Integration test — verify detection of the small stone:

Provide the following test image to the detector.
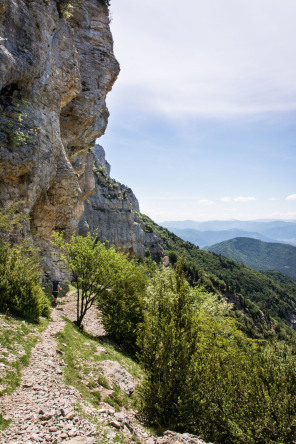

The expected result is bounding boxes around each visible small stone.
[49,426,58,432]
[109,420,121,429]
[65,412,75,420]
[67,429,77,437]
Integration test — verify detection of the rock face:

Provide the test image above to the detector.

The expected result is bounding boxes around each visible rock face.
[0,0,161,278]
[0,0,162,277]
[79,144,163,258]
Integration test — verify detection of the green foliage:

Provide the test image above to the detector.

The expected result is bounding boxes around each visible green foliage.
[138,260,201,427]
[0,414,11,431]
[2,102,39,148]
[206,237,296,280]
[55,0,110,19]
[53,232,147,352]
[98,259,147,356]
[56,319,139,414]
[137,213,296,343]
[137,262,296,443]
[0,204,50,322]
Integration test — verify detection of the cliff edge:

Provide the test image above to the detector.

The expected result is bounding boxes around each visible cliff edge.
[0,0,162,277]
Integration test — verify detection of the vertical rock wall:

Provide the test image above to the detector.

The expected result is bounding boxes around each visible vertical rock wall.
[79,144,163,258]
[0,0,119,278]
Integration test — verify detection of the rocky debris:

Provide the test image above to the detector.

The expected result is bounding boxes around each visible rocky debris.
[60,292,105,337]
[64,438,95,444]
[155,431,208,444]
[98,360,136,396]
[0,308,98,444]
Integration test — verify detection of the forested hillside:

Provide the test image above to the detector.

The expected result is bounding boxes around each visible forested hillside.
[205,237,296,279]
[139,213,296,342]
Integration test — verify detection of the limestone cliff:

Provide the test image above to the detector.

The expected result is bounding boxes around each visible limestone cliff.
[0,0,162,277]
[79,144,163,258]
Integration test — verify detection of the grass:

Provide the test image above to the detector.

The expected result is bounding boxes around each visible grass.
[56,319,144,407]
[0,313,48,431]
[0,413,11,431]
[56,319,146,441]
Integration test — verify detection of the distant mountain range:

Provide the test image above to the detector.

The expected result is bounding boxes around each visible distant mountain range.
[160,220,296,248]
[204,237,296,280]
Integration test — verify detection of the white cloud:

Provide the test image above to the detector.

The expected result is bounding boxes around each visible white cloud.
[269,197,277,201]
[286,194,296,201]
[221,196,232,202]
[272,211,296,218]
[110,0,296,118]
[198,199,215,206]
[233,196,256,203]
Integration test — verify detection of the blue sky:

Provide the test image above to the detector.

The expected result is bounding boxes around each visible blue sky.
[100,0,296,222]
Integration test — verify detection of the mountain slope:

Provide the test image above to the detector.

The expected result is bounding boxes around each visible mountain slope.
[139,213,296,341]
[205,237,296,280]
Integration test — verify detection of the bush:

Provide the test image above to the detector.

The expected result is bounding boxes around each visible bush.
[0,242,50,322]
[53,232,147,351]
[0,204,50,322]
[98,259,147,355]
[137,260,296,443]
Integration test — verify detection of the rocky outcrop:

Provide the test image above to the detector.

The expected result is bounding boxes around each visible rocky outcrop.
[0,0,119,278]
[79,144,163,258]
[0,0,163,276]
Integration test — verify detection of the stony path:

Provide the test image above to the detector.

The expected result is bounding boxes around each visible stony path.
[0,295,207,444]
[0,304,97,444]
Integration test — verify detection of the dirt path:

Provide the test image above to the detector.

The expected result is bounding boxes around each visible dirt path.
[0,297,98,444]
[0,294,206,444]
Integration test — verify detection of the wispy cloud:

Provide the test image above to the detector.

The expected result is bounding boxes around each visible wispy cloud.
[220,196,256,203]
[198,199,215,205]
[233,196,256,202]
[286,194,296,201]
[110,0,296,118]
[272,211,296,218]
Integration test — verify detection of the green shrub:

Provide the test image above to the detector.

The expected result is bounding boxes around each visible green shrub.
[137,260,296,443]
[98,257,147,356]
[0,242,50,322]
[0,204,50,322]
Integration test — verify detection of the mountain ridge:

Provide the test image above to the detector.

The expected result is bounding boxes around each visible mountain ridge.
[205,237,296,280]
[160,220,296,247]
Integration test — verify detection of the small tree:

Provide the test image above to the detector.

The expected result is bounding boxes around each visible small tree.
[53,232,147,337]
[53,232,120,326]
[98,258,147,355]
[138,259,199,427]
